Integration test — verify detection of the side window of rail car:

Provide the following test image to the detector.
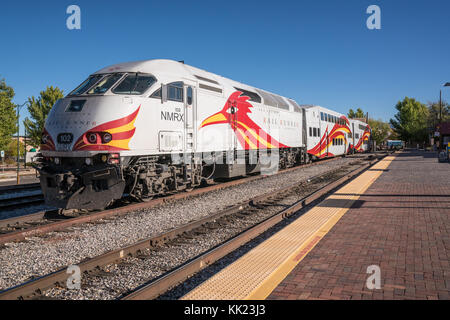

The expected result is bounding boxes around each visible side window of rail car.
[150,88,161,99]
[168,82,184,102]
[187,86,193,105]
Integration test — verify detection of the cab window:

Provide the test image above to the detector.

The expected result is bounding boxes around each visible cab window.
[69,75,103,96]
[187,86,193,105]
[168,82,184,102]
[87,73,124,94]
[150,88,161,98]
[112,73,156,95]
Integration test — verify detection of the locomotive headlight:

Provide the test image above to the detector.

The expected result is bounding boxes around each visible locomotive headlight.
[102,132,112,144]
[85,157,92,165]
[101,155,108,162]
[107,153,120,165]
[42,134,49,144]
[54,157,60,165]
[87,132,97,144]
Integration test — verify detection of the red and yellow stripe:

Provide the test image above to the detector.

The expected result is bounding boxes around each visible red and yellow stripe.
[308,116,351,158]
[72,106,140,151]
[40,128,55,151]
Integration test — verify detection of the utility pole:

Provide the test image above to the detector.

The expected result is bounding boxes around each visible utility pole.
[16,106,20,184]
[16,102,28,184]
[24,127,27,169]
[439,83,450,152]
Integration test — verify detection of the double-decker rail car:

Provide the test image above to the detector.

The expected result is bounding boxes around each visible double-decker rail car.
[350,119,371,152]
[34,59,370,210]
[303,105,353,160]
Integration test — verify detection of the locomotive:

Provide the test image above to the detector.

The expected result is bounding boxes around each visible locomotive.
[34,59,371,210]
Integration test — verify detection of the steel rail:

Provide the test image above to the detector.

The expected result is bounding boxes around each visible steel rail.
[0,183,40,193]
[0,194,44,210]
[0,211,48,230]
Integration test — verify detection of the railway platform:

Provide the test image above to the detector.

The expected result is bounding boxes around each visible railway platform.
[182,150,450,300]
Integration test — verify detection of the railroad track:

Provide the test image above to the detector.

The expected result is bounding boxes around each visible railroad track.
[0,183,44,212]
[0,153,387,300]
[0,194,44,211]
[0,183,40,193]
[0,153,360,243]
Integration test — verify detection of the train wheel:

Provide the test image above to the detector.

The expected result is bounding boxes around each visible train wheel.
[140,195,154,202]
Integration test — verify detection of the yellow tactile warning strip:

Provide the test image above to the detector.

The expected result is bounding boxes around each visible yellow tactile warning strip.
[182,156,396,300]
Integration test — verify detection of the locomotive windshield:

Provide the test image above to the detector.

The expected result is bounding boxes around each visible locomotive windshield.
[86,73,124,94]
[68,74,103,96]
[112,73,156,95]
[68,73,124,96]
[67,72,156,96]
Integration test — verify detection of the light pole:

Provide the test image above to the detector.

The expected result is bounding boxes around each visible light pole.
[440,82,450,121]
[24,126,27,169]
[437,83,450,152]
[16,101,29,184]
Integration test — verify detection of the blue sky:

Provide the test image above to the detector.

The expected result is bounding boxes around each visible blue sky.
[1,0,449,134]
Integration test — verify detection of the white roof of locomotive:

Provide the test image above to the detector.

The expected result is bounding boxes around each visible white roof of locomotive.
[93,59,299,105]
[94,59,221,84]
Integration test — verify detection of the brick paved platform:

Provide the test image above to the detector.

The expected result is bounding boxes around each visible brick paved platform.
[269,150,450,300]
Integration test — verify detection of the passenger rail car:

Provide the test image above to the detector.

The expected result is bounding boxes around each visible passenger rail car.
[303,105,371,160]
[34,59,370,210]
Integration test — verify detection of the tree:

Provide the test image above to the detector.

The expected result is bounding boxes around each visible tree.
[389,97,429,144]
[348,108,365,119]
[0,78,18,152]
[427,101,450,127]
[368,118,391,146]
[6,139,24,158]
[24,86,64,147]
